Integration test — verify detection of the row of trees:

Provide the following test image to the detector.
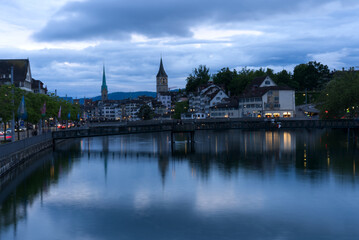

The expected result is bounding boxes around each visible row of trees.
[317,71,359,118]
[185,61,330,95]
[0,85,81,129]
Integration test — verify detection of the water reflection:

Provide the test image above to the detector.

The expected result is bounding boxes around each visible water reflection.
[0,129,358,239]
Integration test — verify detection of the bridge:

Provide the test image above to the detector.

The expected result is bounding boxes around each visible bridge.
[52,118,359,146]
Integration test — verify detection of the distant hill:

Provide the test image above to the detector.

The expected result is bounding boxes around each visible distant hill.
[79,91,156,103]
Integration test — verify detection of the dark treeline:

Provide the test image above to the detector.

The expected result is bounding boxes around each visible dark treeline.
[186,61,330,94]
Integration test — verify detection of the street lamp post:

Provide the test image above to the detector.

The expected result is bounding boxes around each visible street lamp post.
[11,66,15,142]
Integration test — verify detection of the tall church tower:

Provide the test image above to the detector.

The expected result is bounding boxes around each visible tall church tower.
[156,58,168,95]
[101,65,108,102]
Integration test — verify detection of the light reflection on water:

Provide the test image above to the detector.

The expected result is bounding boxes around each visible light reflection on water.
[0,129,359,240]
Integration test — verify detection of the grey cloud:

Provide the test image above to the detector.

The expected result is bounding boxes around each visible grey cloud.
[33,0,333,41]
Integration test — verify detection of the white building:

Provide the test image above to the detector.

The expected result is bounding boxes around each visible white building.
[189,84,228,115]
[210,98,240,118]
[157,93,171,112]
[239,76,295,118]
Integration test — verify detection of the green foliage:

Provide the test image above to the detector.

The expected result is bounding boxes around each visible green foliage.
[295,91,321,105]
[317,71,359,119]
[173,101,189,119]
[185,65,210,92]
[273,70,298,89]
[197,61,329,97]
[137,104,154,120]
[213,67,278,96]
[293,61,330,91]
[0,85,15,122]
[0,85,80,125]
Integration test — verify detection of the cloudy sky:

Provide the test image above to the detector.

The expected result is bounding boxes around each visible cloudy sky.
[1,0,359,97]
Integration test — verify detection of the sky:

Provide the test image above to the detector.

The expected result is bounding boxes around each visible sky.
[1,0,359,97]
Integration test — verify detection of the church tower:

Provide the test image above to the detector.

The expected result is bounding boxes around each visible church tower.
[156,58,168,95]
[101,65,108,102]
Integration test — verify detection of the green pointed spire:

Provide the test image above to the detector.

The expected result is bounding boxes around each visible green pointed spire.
[101,65,107,91]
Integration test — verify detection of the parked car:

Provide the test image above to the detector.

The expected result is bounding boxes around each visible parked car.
[0,134,12,141]
[57,124,66,129]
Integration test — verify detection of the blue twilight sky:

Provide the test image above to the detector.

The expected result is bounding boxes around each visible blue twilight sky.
[1,0,359,97]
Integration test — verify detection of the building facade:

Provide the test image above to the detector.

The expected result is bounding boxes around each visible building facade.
[189,83,228,115]
[0,59,33,91]
[239,76,295,118]
[31,78,47,94]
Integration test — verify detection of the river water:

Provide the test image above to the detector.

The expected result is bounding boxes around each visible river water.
[0,129,359,240]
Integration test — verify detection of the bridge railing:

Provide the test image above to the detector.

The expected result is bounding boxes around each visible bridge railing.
[0,132,52,160]
[52,119,359,140]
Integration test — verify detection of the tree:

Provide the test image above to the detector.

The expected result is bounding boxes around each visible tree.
[185,65,210,92]
[137,104,154,120]
[173,101,189,119]
[293,61,330,91]
[317,71,359,119]
[213,67,232,93]
[228,67,257,95]
[0,85,15,123]
[274,70,298,89]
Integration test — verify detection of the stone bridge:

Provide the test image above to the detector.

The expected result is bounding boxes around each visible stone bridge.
[52,118,359,142]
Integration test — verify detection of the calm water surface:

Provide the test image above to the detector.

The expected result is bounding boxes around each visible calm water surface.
[1,129,359,240]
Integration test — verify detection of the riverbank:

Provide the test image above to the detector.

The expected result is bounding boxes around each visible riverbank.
[0,133,53,177]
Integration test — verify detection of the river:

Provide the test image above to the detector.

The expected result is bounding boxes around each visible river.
[0,129,359,239]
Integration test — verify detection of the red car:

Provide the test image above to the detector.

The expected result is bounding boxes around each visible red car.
[57,124,66,129]
[0,133,12,141]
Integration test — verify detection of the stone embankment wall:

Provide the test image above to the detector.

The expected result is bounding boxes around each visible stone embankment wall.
[0,132,53,177]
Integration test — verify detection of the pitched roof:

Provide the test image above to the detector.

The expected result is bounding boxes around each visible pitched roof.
[207,89,221,100]
[244,76,268,92]
[156,58,168,78]
[241,86,293,98]
[0,59,29,83]
[211,97,239,109]
[241,75,293,98]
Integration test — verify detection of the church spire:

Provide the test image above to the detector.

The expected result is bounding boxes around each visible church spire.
[101,65,108,101]
[101,65,107,91]
[156,58,169,95]
[156,58,168,78]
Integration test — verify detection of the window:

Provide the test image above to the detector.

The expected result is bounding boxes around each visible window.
[265,80,270,85]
